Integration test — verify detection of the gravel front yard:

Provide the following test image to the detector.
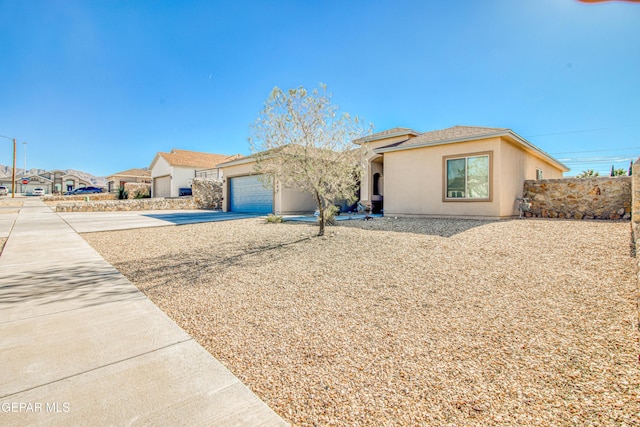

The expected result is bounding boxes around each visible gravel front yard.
[84,217,639,426]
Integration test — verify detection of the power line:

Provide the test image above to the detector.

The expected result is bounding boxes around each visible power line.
[550,146,640,155]
[559,155,635,162]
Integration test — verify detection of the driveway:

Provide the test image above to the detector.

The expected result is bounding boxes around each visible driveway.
[58,210,262,232]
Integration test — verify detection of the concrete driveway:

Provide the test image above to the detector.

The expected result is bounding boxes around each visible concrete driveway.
[58,210,262,233]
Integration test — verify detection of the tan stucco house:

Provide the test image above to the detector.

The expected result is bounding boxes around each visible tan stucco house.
[216,155,316,214]
[356,125,569,218]
[106,168,151,193]
[150,149,237,198]
[216,125,568,218]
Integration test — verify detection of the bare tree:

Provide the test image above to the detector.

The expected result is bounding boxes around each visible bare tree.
[249,85,372,236]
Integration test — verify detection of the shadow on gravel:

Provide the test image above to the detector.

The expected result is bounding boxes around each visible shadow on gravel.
[122,236,313,293]
[332,217,500,238]
[0,264,143,321]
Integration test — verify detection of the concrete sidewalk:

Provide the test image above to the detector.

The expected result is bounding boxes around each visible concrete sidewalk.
[0,199,287,426]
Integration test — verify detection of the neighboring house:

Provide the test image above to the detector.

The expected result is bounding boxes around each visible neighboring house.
[0,171,93,194]
[149,149,237,198]
[16,173,53,194]
[355,125,569,218]
[44,171,93,194]
[106,168,151,192]
[216,155,316,215]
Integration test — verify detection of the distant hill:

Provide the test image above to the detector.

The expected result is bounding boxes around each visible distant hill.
[0,165,107,187]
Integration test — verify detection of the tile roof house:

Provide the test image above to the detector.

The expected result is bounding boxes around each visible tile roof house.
[356,125,569,218]
[149,149,238,198]
[106,168,151,193]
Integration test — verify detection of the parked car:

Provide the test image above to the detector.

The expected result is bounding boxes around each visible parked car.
[0,185,7,196]
[66,187,104,195]
[32,187,45,196]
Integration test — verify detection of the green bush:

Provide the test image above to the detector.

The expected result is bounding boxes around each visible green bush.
[265,214,283,223]
[117,187,129,200]
[322,205,340,226]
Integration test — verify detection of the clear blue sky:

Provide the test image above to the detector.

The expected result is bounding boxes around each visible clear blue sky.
[1,0,638,177]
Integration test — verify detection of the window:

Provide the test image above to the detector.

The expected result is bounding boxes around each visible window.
[536,169,543,180]
[444,153,491,200]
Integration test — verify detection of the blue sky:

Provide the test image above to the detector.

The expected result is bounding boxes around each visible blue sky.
[1,0,638,177]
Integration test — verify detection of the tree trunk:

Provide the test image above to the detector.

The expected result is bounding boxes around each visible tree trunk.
[315,191,325,236]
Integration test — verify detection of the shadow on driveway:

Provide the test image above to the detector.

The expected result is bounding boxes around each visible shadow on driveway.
[141,211,262,225]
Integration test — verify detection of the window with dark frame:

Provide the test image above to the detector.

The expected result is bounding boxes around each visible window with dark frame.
[445,154,490,200]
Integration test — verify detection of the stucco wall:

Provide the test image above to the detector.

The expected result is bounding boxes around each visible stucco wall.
[171,166,196,197]
[523,176,631,220]
[383,138,503,217]
[277,187,316,215]
[151,157,171,178]
[498,139,564,217]
[366,136,566,218]
[360,135,411,204]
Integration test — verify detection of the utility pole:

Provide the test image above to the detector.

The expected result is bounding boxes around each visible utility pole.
[11,138,16,198]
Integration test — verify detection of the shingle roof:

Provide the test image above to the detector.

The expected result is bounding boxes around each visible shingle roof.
[354,127,420,143]
[372,125,569,172]
[109,168,151,178]
[158,149,233,168]
[395,125,507,149]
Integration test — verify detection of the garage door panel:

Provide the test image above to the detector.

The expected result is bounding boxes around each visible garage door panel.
[229,175,273,213]
[154,176,171,198]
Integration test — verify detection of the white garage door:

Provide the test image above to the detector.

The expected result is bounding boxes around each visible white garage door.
[229,175,273,213]
[154,176,171,198]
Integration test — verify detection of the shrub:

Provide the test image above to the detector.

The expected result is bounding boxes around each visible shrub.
[265,214,283,223]
[322,205,340,226]
[131,187,151,199]
[117,187,129,200]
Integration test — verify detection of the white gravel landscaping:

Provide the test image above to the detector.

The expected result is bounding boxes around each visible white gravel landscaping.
[84,217,639,426]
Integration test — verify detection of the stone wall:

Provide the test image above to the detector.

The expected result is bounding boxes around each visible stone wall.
[632,158,640,238]
[45,193,117,202]
[631,159,640,330]
[523,177,631,220]
[55,197,197,212]
[123,182,151,199]
[192,177,223,210]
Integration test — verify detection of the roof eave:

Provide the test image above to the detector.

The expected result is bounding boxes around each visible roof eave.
[375,130,569,172]
[504,130,570,172]
[216,156,257,168]
[374,132,506,153]
[354,130,419,144]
